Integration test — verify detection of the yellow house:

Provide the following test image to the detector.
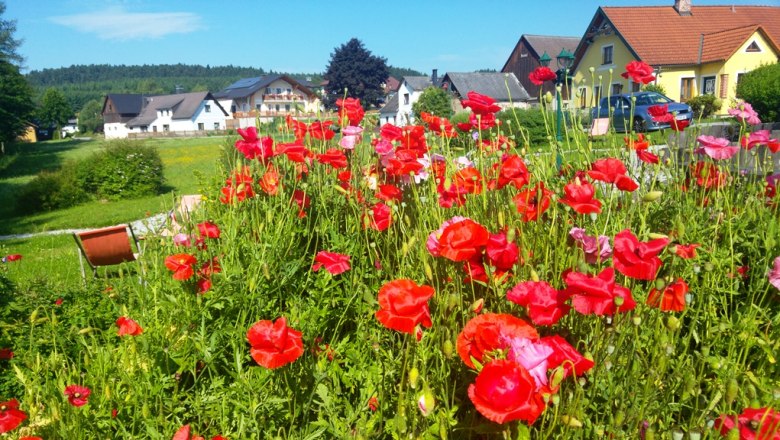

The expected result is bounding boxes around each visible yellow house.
[570,0,780,114]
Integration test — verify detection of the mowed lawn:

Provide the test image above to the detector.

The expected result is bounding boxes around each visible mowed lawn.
[0,136,229,287]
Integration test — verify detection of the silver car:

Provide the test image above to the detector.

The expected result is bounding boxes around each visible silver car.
[591,92,693,133]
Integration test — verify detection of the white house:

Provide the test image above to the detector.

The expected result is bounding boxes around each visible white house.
[214,74,321,129]
[102,92,228,139]
[379,72,439,126]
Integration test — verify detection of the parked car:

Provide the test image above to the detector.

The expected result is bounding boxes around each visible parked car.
[591,92,693,133]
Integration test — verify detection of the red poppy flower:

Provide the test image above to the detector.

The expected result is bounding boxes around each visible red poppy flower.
[613,229,668,280]
[336,97,365,126]
[375,279,435,334]
[0,399,27,434]
[165,254,198,281]
[507,281,571,326]
[674,243,699,259]
[715,407,780,440]
[528,66,557,86]
[4,254,21,262]
[621,61,655,84]
[116,316,143,336]
[469,112,498,130]
[689,161,728,189]
[363,202,392,231]
[384,150,425,177]
[246,317,304,369]
[456,313,538,369]
[258,164,282,195]
[461,91,501,115]
[513,183,553,222]
[275,141,310,163]
[0,348,12,360]
[624,133,659,165]
[367,396,379,412]
[669,118,690,131]
[437,218,489,262]
[463,257,489,284]
[286,115,308,140]
[564,267,636,315]
[197,221,221,239]
[486,231,520,270]
[494,154,530,190]
[467,359,546,424]
[291,190,310,218]
[559,177,602,214]
[646,278,688,312]
[235,127,275,163]
[587,158,638,192]
[316,148,348,169]
[20,437,43,440]
[311,251,351,275]
[64,384,91,407]
[539,335,595,379]
[451,167,484,195]
[308,120,335,141]
[420,112,457,138]
[375,184,403,202]
[380,123,403,142]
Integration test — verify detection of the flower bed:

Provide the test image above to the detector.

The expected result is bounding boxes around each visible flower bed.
[1,72,779,439]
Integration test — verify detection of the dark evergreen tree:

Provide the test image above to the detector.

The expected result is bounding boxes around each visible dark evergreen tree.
[0,1,22,65]
[324,38,389,109]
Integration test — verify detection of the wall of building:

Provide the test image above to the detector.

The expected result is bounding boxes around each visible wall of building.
[572,33,637,108]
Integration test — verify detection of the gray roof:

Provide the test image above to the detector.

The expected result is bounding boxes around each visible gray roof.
[522,35,580,60]
[379,93,400,115]
[404,76,433,91]
[214,74,315,99]
[126,92,226,127]
[442,72,530,102]
[104,94,145,114]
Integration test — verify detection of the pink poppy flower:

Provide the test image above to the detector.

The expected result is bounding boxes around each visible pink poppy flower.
[427,216,468,257]
[64,385,91,407]
[695,135,739,160]
[741,130,779,151]
[728,101,761,125]
[569,227,612,264]
[769,256,780,291]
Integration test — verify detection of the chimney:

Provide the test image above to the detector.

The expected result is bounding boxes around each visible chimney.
[674,0,692,16]
[431,69,438,86]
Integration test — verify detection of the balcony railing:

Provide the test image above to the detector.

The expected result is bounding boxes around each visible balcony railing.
[263,93,303,101]
[231,110,316,119]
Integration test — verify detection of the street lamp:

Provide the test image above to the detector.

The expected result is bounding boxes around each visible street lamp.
[540,48,575,168]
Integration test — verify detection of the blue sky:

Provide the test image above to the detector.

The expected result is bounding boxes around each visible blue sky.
[7,0,776,74]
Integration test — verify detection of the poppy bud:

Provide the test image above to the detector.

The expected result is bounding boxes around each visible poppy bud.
[725,378,739,405]
[561,415,582,428]
[643,191,663,202]
[417,386,435,417]
[704,263,713,272]
[408,367,419,389]
[613,296,624,306]
[726,428,740,440]
[654,279,666,290]
[632,316,642,325]
[498,211,505,228]
[745,383,757,400]
[550,367,566,389]
[447,294,458,310]
[506,227,516,243]
[333,185,349,195]
[471,299,484,314]
[645,426,656,440]
[418,261,431,281]
[672,429,684,440]
[648,232,668,240]
[614,410,625,426]
[530,269,540,282]
[442,340,453,359]
[545,92,554,104]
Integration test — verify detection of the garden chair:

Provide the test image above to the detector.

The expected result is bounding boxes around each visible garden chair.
[73,224,144,285]
[588,118,610,141]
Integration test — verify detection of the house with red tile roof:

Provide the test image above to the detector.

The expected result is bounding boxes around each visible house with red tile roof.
[570,0,780,114]
[501,34,581,101]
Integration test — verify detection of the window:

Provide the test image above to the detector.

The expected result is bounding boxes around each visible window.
[163,124,170,132]
[198,122,205,131]
[276,88,282,94]
[286,88,291,94]
[602,45,613,65]
[579,87,588,108]
[266,87,271,94]
[403,93,410,105]
[611,83,623,95]
[153,126,158,132]
[275,104,280,112]
[231,105,237,113]
[745,41,761,52]
[631,81,641,93]
[680,78,694,102]
[702,76,716,95]
[593,86,601,105]
[214,122,220,130]
[256,104,262,111]
[141,126,148,133]
[205,104,211,113]
[285,104,291,112]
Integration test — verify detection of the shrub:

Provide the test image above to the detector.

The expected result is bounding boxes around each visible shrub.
[687,94,722,119]
[412,86,453,120]
[736,62,780,122]
[495,107,550,147]
[16,160,88,213]
[642,83,668,96]
[78,141,164,200]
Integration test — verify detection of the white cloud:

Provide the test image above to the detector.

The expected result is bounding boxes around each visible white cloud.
[49,6,204,41]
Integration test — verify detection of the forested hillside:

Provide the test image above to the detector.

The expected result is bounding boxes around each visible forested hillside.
[24,64,423,111]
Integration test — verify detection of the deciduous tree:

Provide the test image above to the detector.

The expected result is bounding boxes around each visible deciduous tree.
[413,86,453,120]
[77,99,103,133]
[324,38,389,109]
[37,88,73,135]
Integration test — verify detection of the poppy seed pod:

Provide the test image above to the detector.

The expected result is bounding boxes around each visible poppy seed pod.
[408,367,419,389]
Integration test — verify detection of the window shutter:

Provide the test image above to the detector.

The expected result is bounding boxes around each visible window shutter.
[719,74,729,99]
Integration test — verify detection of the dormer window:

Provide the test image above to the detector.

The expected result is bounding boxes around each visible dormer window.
[205,104,211,113]
[745,41,761,52]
